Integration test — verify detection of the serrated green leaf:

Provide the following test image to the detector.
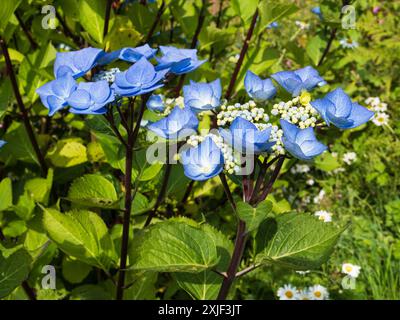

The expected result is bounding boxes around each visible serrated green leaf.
[256,212,345,270]
[0,249,31,298]
[129,220,219,273]
[42,208,117,270]
[0,0,22,33]
[79,0,110,44]
[62,256,92,284]
[24,168,53,205]
[257,1,298,35]
[237,200,273,232]
[67,174,119,209]
[47,139,88,168]
[175,223,233,300]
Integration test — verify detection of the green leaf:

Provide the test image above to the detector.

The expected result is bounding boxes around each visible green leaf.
[175,223,233,300]
[129,220,219,273]
[62,256,92,284]
[314,152,341,172]
[67,174,119,209]
[24,168,53,205]
[0,79,12,121]
[70,285,112,300]
[237,200,273,232]
[0,178,12,211]
[257,1,298,35]
[256,212,345,270]
[78,0,110,44]
[47,138,88,168]
[0,249,31,298]
[306,35,327,66]
[0,0,21,33]
[124,271,157,300]
[42,208,117,270]
[231,0,259,27]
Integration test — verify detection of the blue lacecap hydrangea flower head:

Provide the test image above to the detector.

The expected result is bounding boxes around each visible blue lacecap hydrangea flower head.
[183,79,221,112]
[66,80,115,115]
[180,136,224,181]
[54,47,105,79]
[280,119,327,160]
[244,71,276,102]
[36,74,77,116]
[156,46,206,75]
[111,57,169,97]
[146,94,165,112]
[271,66,326,96]
[97,44,157,65]
[220,117,275,154]
[311,88,374,129]
[147,106,199,140]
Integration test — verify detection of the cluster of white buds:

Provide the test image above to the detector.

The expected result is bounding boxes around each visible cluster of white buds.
[163,96,185,115]
[186,133,242,174]
[92,68,121,84]
[57,43,72,51]
[270,92,319,129]
[267,124,285,156]
[295,20,310,30]
[217,100,269,126]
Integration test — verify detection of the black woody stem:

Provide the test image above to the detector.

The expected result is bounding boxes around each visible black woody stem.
[217,219,247,300]
[174,0,207,96]
[225,8,258,100]
[103,0,113,39]
[256,155,285,205]
[219,173,236,213]
[0,36,48,177]
[15,12,38,50]
[145,0,166,43]
[115,95,148,300]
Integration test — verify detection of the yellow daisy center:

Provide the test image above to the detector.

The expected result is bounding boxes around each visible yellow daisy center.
[285,291,293,298]
[314,291,322,298]
[345,265,353,272]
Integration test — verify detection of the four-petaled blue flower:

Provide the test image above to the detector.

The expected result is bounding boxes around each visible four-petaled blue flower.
[97,44,157,65]
[311,88,374,129]
[244,71,276,102]
[156,46,206,75]
[146,94,165,112]
[181,136,224,181]
[183,79,221,112]
[311,7,323,20]
[0,140,6,149]
[271,66,327,96]
[66,80,115,115]
[220,117,275,154]
[267,22,279,29]
[54,47,105,79]
[147,106,199,140]
[111,57,169,97]
[280,119,327,160]
[36,74,77,116]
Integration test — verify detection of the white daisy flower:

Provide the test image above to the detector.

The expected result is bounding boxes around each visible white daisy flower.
[296,270,310,275]
[308,284,329,300]
[306,178,315,186]
[314,210,332,222]
[277,284,299,300]
[372,112,389,126]
[340,38,359,49]
[343,152,357,165]
[341,263,361,278]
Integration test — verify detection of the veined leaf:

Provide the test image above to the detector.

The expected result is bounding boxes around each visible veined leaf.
[0,0,21,33]
[0,178,12,211]
[0,249,31,299]
[129,220,219,273]
[237,200,273,232]
[67,174,119,209]
[42,208,117,270]
[79,0,111,44]
[256,212,346,270]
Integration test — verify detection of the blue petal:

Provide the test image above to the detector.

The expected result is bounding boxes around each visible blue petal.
[271,70,301,95]
[295,127,316,145]
[66,89,92,110]
[147,94,165,112]
[347,103,375,128]
[310,98,331,124]
[126,57,156,85]
[300,140,327,157]
[47,96,67,116]
[280,119,299,142]
[0,140,6,149]
[325,88,352,117]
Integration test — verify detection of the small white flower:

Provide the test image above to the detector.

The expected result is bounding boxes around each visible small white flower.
[308,284,329,300]
[372,112,389,126]
[314,210,332,222]
[341,263,361,278]
[313,189,325,204]
[306,179,315,186]
[277,284,299,300]
[340,38,359,49]
[343,152,357,165]
[296,270,310,275]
